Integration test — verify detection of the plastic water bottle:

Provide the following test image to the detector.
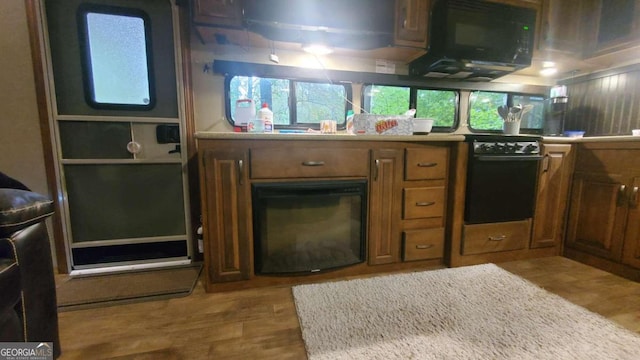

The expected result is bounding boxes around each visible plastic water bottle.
[346,110,355,135]
[258,103,274,133]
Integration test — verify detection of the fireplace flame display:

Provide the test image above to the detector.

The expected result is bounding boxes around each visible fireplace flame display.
[252,180,367,275]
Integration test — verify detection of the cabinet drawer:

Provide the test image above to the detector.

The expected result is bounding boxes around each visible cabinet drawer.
[403,228,444,261]
[405,147,448,180]
[250,148,369,179]
[462,220,531,255]
[403,186,445,219]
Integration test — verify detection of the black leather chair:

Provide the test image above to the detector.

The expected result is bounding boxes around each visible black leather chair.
[0,187,61,358]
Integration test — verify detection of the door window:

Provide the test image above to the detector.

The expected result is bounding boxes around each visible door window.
[77,5,155,109]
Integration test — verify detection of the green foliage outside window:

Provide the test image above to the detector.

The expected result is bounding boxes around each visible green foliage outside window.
[469,91,545,131]
[295,82,346,124]
[227,75,543,132]
[229,76,290,125]
[416,90,457,127]
[366,85,410,115]
[363,85,457,129]
[228,76,348,126]
[469,91,507,130]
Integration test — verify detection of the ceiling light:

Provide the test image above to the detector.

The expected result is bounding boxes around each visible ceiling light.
[302,43,333,55]
[542,61,556,68]
[540,67,558,77]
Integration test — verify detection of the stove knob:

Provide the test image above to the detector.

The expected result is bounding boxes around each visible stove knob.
[478,143,490,153]
[523,144,538,153]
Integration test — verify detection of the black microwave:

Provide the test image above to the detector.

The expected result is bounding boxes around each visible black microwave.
[409,0,536,80]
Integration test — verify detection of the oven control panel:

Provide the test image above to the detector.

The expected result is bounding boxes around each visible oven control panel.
[473,140,540,155]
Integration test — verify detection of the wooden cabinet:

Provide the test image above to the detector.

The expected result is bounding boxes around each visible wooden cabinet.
[368,145,449,265]
[200,146,251,286]
[565,143,640,280]
[368,149,403,265]
[403,187,445,219]
[394,0,429,48]
[531,144,574,249]
[198,139,451,291]
[401,146,448,262]
[565,172,627,261]
[462,220,530,255]
[251,147,369,179]
[622,177,640,268]
[582,0,640,57]
[538,0,584,54]
[191,0,243,28]
[403,228,444,261]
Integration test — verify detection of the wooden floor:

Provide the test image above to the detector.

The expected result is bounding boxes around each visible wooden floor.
[56,256,640,359]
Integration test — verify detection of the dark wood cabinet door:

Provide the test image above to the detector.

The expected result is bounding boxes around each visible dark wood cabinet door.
[565,172,627,261]
[623,177,640,269]
[202,147,251,283]
[192,0,243,28]
[368,149,403,265]
[539,0,584,53]
[394,0,429,47]
[531,144,573,249]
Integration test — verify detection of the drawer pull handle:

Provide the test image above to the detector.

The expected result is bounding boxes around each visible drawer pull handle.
[488,235,506,241]
[618,185,627,206]
[417,162,438,168]
[238,159,244,185]
[631,186,639,207]
[542,154,550,172]
[302,161,325,166]
[415,201,436,207]
[374,159,380,181]
[415,244,434,250]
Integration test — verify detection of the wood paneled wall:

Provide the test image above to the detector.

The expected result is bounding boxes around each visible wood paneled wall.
[566,67,640,136]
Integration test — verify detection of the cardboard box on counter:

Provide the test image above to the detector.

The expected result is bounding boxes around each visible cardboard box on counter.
[353,114,414,135]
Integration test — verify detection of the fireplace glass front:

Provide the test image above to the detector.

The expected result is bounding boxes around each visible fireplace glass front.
[252,180,367,275]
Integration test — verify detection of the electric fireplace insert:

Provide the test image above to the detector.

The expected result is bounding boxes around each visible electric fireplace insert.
[252,180,367,275]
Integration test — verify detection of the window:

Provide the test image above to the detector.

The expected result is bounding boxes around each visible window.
[227,76,351,129]
[363,85,410,115]
[415,89,458,128]
[362,85,457,131]
[469,91,544,132]
[77,5,155,109]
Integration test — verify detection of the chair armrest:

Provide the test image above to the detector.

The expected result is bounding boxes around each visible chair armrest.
[0,189,53,237]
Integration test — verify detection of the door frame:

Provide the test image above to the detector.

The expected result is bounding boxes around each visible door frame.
[25,0,198,273]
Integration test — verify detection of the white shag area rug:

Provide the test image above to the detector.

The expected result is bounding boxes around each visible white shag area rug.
[292,263,640,360]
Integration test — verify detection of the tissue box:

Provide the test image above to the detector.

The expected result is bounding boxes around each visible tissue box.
[353,114,414,135]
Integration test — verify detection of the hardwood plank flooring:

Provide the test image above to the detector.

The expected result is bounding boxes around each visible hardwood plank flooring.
[55,256,640,359]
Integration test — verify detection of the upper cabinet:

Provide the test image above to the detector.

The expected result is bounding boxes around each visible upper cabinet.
[394,0,429,48]
[583,0,640,57]
[191,0,243,28]
[191,0,425,57]
[538,0,585,54]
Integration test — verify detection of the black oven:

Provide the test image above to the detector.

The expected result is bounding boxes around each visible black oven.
[464,135,542,224]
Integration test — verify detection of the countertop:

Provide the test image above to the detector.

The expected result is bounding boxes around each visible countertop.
[195,131,640,143]
[195,131,466,142]
[542,135,640,143]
